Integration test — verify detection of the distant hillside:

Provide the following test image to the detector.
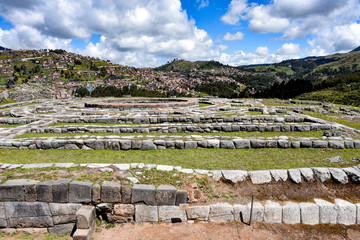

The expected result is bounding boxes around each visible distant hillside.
[0,46,11,51]
[242,46,360,82]
[154,59,230,72]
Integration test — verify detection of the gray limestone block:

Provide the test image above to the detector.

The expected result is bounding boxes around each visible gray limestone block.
[221,170,248,183]
[153,140,165,146]
[233,139,250,149]
[119,140,131,150]
[354,140,360,149]
[209,203,234,222]
[48,223,75,234]
[0,203,7,228]
[158,206,187,223]
[91,184,101,204]
[175,140,185,149]
[288,169,301,184]
[328,141,345,149]
[277,140,290,148]
[141,140,156,150]
[334,199,356,225]
[249,170,272,184]
[37,180,55,202]
[250,140,266,148]
[312,167,331,182]
[291,141,301,148]
[300,141,312,148]
[49,203,82,225]
[69,181,92,204]
[312,140,328,148]
[76,206,96,229]
[299,168,314,181]
[101,181,121,203]
[135,205,158,223]
[156,185,176,206]
[300,202,319,225]
[186,205,210,221]
[114,204,135,216]
[184,141,197,149]
[165,140,175,149]
[131,184,156,205]
[4,202,54,228]
[282,202,300,224]
[270,169,288,182]
[0,179,38,202]
[175,190,188,205]
[131,140,142,149]
[121,185,132,204]
[207,139,220,148]
[344,141,354,148]
[329,168,348,184]
[52,179,71,203]
[342,167,360,183]
[220,140,235,149]
[233,204,246,221]
[264,201,282,223]
[241,202,264,223]
[314,199,337,224]
[197,140,208,148]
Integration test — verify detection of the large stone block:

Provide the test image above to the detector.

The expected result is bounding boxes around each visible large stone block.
[334,199,356,225]
[156,185,176,206]
[329,168,348,184]
[288,169,301,184]
[299,202,319,225]
[312,167,331,182]
[249,170,272,184]
[299,168,314,181]
[250,140,266,148]
[91,184,101,204]
[37,180,55,202]
[52,179,71,203]
[328,141,345,149]
[186,205,210,221]
[76,206,96,229]
[238,202,264,223]
[222,170,248,183]
[114,204,135,216]
[141,140,156,150]
[101,181,121,203]
[314,199,337,224]
[121,185,132,204]
[207,139,220,148]
[209,203,234,222]
[69,181,92,204]
[131,184,156,205]
[233,139,250,149]
[158,206,187,223]
[270,169,288,182]
[0,179,38,202]
[342,167,360,183]
[135,205,158,223]
[312,140,328,148]
[264,201,282,223]
[175,190,188,205]
[48,223,75,234]
[49,203,82,225]
[4,202,54,228]
[72,221,95,240]
[220,140,235,149]
[282,202,300,224]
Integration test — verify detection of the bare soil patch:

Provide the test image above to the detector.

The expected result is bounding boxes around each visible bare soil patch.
[93,222,360,240]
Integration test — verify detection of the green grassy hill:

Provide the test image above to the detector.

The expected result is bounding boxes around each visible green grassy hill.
[153,59,230,72]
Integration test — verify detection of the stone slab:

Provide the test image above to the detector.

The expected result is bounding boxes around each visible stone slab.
[248,170,272,184]
[186,205,210,221]
[101,181,121,203]
[209,203,234,222]
[334,199,356,225]
[155,185,176,206]
[158,206,187,223]
[270,169,288,182]
[282,202,300,224]
[131,184,156,205]
[300,202,319,225]
[314,199,337,224]
[221,170,248,183]
[69,181,92,204]
[76,206,96,229]
[135,205,158,223]
[264,201,282,223]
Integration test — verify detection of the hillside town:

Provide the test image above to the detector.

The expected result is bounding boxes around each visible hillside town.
[0,49,246,99]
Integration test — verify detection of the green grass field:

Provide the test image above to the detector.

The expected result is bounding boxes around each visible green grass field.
[0,148,358,170]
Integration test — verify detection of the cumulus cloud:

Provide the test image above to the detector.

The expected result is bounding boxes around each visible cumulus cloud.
[223,32,244,41]
[221,0,360,55]
[0,0,221,67]
[197,0,209,9]
[276,43,300,55]
[255,46,269,56]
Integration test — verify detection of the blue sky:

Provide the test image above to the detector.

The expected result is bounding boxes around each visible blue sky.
[0,0,359,67]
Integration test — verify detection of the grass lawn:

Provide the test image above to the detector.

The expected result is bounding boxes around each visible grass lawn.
[15,130,326,139]
[199,103,213,108]
[0,148,359,170]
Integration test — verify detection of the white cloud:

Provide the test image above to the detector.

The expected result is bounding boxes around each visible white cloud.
[197,0,209,9]
[276,43,300,55]
[255,46,269,56]
[223,32,244,41]
[221,0,248,25]
[0,0,223,67]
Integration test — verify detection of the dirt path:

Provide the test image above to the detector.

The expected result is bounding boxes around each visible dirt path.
[93,222,360,240]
